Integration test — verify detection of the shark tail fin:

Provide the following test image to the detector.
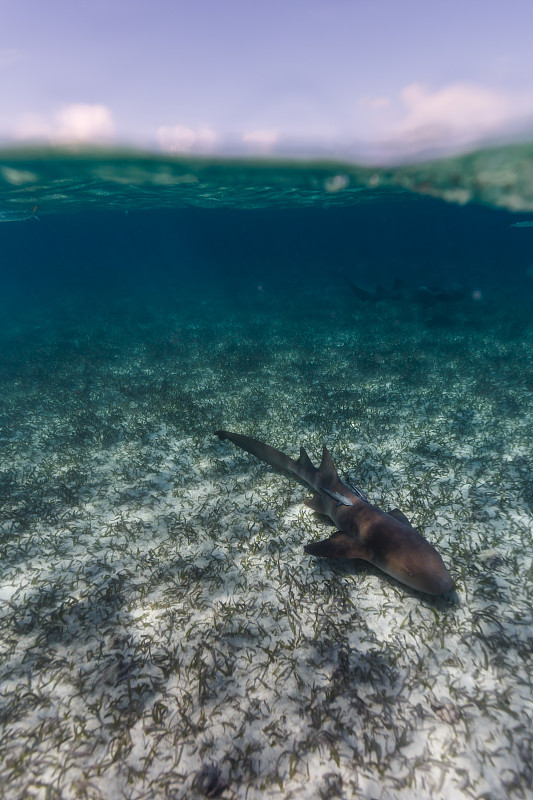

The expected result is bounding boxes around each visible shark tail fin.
[215,431,318,487]
[344,275,374,301]
[215,430,296,472]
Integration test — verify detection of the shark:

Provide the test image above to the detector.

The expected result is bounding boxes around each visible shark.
[0,206,39,223]
[345,275,465,305]
[215,430,454,595]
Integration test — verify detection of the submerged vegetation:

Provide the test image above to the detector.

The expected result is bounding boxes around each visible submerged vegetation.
[0,280,532,800]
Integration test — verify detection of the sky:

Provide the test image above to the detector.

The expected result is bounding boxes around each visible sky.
[2,0,533,160]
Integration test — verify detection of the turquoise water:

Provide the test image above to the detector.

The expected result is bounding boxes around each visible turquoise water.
[0,145,532,799]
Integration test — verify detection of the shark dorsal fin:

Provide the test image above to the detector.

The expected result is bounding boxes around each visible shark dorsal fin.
[297,446,314,471]
[319,445,338,481]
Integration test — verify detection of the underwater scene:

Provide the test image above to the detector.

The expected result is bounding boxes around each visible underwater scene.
[0,145,532,800]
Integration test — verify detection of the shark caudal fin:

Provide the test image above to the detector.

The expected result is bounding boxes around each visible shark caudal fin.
[344,275,375,301]
[214,431,319,488]
[215,430,296,472]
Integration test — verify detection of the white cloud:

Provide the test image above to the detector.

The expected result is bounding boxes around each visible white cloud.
[242,129,280,145]
[54,104,115,142]
[13,104,115,143]
[157,125,217,152]
[241,129,280,154]
[391,82,533,150]
[400,83,507,130]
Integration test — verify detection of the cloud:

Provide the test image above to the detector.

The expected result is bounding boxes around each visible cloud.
[157,125,217,152]
[400,82,508,131]
[242,129,280,146]
[54,104,115,142]
[391,82,533,151]
[13,104,115,143]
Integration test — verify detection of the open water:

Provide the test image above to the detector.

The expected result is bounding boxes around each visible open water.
[0,144,532,800]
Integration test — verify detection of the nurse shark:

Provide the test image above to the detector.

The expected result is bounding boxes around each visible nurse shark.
[215,430,453,595]
[345,275,465,305]
[0,206,39,223]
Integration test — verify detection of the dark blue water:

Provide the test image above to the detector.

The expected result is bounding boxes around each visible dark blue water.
[2,193,532,300]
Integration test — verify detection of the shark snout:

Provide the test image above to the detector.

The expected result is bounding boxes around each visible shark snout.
[386,547,454,595]
[422,569,454,595]
[404,560,454,595]
[397,567,454,595]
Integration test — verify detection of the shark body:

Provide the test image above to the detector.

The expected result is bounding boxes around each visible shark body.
[0,206,39,223]
[345,275,465,306]
[215,430,453,595]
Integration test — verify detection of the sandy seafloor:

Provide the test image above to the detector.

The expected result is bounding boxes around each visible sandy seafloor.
[0,276,532,800]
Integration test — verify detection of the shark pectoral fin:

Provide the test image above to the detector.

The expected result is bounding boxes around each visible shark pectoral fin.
[305,531,369,560]
[387,508,415,528]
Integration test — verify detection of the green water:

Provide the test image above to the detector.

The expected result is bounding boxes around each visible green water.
[1,141,533,214]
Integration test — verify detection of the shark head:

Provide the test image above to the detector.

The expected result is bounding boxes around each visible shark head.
[305,520,454,595]
[376,529,454,595]
[386,557,454,594]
